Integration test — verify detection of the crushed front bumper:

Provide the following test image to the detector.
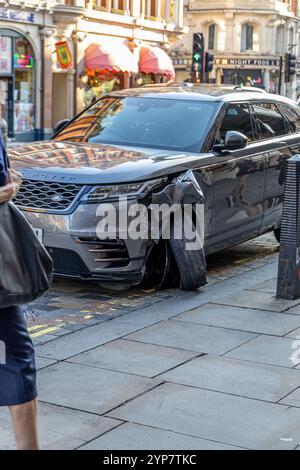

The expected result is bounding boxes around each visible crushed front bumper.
[21,202,153,285]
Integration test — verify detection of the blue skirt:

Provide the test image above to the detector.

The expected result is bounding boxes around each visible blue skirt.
[0,306,37,406]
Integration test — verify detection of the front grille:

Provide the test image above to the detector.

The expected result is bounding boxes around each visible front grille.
[14,179,84,212]
[77,237,130,268]
[47,247,91,277]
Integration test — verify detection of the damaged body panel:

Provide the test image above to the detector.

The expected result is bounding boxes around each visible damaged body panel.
[151,170,207,290]
[8,85,300,290]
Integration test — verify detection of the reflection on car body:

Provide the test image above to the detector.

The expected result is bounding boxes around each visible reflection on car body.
[8,84,300,290]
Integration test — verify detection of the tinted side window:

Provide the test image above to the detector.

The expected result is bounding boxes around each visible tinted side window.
[218,103,255,143]
[277,103,300,132]
[252,102,288,139]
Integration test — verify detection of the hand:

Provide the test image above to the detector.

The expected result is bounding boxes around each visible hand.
[0,182,19,204]
[9,168,22,191]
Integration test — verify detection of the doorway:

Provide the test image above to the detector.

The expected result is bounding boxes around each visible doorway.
[0,76,13,137]
[0,28,36,141]
[52,72,74,129]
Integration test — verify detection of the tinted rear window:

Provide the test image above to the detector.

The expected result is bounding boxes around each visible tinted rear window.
[251,102,288,139]
[277,103,300,132]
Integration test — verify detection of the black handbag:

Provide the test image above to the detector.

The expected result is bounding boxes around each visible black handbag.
[0,201,53,308]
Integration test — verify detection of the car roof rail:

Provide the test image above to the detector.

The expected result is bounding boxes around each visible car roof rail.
[143,81,194,88]
[233,85,266,93]
[165,81,194,87]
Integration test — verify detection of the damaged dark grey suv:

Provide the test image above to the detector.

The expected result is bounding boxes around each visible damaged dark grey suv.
[9,84,300,290]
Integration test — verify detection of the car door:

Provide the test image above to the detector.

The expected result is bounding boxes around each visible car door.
[208,101,266,252]
[251,101,300,234]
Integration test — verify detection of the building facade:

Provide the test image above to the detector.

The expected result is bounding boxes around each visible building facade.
[0,0,187,142]
[0,0,56,141]
[173,0,300,99]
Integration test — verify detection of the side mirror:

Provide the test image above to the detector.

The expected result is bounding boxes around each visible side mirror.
[224,131,248,150]
[53,119,70,134]
[213,131,248,152]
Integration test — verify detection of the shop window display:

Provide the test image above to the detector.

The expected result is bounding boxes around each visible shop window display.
[0,29,35,138]
[222,69,263,88]
[14,37,35,132]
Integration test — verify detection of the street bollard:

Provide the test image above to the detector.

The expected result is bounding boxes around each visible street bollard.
[276,154,300,300]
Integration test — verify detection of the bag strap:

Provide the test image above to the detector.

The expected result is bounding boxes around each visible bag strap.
[3,138,9,170]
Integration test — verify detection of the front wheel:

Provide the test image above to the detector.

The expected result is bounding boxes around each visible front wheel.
[169,236,207,291]
[141,240,179,290]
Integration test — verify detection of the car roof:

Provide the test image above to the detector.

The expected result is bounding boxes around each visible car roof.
[110,83,297,106]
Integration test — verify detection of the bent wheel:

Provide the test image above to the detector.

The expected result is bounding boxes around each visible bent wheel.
[141,240,178,290]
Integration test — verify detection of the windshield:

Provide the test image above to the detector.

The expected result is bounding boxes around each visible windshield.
[54,96,218,152]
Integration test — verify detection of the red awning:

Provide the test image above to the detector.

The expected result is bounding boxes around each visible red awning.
[139,46,175,79]
[85,42,138,74]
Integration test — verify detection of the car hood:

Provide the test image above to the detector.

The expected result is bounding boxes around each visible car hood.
[8,141,211,184]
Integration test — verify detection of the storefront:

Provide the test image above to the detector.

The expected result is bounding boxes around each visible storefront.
[0,4,56,142]
[0,29,36,140]
[80,40,138,108]
[214,56,281,94]
[137,46,175,85]
[77,39,175,110]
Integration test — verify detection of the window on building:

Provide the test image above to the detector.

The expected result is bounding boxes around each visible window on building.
[0,29,35,137]
[276,25,285,54]
[145,0,156,18]
[92,0,108,10]
[252,103,288,139]
[241,23,254,52]
[208,24,217,50]
[289,26,295,47]
[112,0,126,12]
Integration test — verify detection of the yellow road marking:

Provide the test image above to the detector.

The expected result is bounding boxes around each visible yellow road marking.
[28,324,49,332]
[31,323,65,338]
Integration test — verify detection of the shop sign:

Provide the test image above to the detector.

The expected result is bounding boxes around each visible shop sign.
[55,41,72,69]
[215,57,280,67]
[14,53,34,69]
[173,59,192,65]
[0,8,35,23]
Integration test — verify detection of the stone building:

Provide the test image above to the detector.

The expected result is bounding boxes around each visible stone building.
[173,0,300,99]
[0,0,187,142]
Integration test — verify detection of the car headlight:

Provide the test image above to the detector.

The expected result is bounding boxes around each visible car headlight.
[80,178,167,202]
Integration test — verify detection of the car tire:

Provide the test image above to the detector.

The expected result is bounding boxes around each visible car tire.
[141,240,179,290]
[169,236,207,291]
[274,227,281,243]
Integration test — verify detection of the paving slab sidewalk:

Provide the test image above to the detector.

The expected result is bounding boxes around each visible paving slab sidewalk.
[2,235,300,449]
